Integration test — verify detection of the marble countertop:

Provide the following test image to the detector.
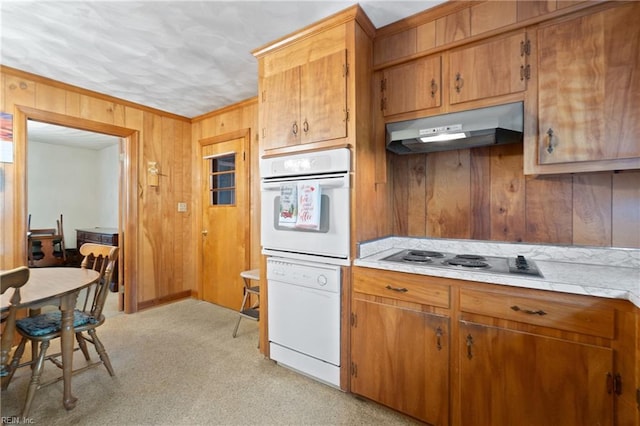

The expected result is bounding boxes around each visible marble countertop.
[354,237,640,308]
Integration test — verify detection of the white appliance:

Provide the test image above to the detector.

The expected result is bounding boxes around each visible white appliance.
[260,148,350,388]
[267,257,341,387]
[260,148,350,266]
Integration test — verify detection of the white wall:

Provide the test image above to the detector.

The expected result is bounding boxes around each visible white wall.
[28,141,118,249]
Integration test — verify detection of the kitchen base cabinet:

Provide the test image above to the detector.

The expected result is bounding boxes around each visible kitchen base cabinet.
[458,321,614,426]
[351,267,451,425]
[351,299,449,425]
[350,266,638,424]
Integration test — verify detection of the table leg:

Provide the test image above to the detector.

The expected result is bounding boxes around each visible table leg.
[59,292,79,410]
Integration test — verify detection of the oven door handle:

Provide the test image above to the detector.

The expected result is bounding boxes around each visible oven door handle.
[261,175,349,191]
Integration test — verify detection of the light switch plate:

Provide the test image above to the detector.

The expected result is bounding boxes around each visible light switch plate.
[177,202,187,212]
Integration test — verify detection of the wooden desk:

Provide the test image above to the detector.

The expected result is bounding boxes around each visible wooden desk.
[1,268,100,411]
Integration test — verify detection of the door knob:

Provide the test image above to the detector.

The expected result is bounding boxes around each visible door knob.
[201,230,208,236]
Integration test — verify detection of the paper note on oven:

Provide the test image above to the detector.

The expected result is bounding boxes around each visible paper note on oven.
[279,184,298,227]
[295,181,322,230]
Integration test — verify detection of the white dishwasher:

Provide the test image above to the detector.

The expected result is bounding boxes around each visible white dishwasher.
[267,257,341,387]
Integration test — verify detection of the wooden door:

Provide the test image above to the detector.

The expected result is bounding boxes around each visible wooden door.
[200,135,249,309]
[261,66,300,151]
[537,2,640,164]
[351,299,450,425]
[458,321,614,426]
[300,50,348,144]
[449,31,527,105]
[383,55,442,116]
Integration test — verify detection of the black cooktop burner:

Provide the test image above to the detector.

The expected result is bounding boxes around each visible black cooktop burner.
[454,254,486,261]
[401,250,445,263]
[445,259,489,268]
[403,254,433,262]
[408,250,445,258]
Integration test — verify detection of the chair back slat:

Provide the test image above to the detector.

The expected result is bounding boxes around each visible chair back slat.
[1,266,30,385]
[78,244,119,319]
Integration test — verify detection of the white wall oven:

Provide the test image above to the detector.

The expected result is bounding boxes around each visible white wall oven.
[260,148,350,265]
[260,148,350,388]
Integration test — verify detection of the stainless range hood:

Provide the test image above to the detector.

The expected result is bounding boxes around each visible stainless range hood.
[386,102,524,154]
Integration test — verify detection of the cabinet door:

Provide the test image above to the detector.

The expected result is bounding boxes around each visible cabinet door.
[537,3,640,164]
[351,299,449,425]
[261,66,300,150]
[382,55,442,116]
[449,32,527,105]
[458,321,614,426]
[300,50,347,144]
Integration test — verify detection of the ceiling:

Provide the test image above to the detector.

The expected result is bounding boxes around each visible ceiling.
[1,0,446,121]
[4,1,446,149]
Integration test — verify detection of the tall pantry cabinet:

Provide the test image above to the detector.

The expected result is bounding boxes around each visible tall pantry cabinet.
[251,5,390,388]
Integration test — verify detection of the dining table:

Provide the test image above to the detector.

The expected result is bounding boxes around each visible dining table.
[0,267,100,411]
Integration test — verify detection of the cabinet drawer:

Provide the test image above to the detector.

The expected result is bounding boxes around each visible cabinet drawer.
[353,268,450,308]
[101,235,117,245]
[77,232,101,243]
[459,288,615,339]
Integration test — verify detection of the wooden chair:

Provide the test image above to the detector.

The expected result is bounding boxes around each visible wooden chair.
[27,214,66,267]
[1,266,29,390]
[7,244,118,417]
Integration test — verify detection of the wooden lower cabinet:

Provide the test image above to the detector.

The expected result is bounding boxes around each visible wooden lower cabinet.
[458,321,614,425]
[351,267,450,425]
[350,267,638,425]
[351,299,450,425]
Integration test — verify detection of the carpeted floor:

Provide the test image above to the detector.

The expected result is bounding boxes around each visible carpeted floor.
[0,295,418,425]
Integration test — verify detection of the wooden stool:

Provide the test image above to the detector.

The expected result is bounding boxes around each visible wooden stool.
[232,269,260,338]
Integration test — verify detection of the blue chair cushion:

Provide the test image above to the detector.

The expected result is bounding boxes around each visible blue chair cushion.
[16,310,98,337]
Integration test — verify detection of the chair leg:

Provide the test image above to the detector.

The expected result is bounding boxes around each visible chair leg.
[87,330,114,376]
[2,337,28,390]
[232,316,242,338]
[76,332,91,361]
[22,340,49,419]
[232,291,250,338]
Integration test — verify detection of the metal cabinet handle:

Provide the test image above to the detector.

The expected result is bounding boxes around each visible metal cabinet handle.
[302,119,309,133]
[510,305,547,316]
[385,284,408,293]
[292,122,298,136]
[546,128,554,153]
[436,326,443,351]
[466,334,474,359]
[430,78,438,98]
[454,72,464,93]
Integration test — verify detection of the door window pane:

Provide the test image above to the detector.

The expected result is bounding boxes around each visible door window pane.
[208,154,235,206]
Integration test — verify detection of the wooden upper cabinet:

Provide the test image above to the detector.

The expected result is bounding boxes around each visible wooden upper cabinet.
[381,55,441,116]
[260,50,347,151]
[535,2,640,169]
[300,50,348,145]
[449,31,529,105]
[261,67,300,149]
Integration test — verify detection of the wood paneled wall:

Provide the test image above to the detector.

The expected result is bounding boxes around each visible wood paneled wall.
[191,98,260,293]
[1,66,195,311]
[391,143,640,248]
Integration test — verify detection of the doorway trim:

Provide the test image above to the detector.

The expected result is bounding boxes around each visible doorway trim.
[13,105,139,313]
[197,128,251,301]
